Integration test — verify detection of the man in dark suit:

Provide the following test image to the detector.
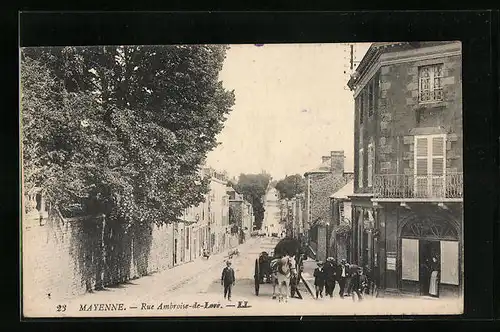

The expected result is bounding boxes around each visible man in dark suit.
[221,260,236,301]
[336,259,349,298]
[323,257,337,298]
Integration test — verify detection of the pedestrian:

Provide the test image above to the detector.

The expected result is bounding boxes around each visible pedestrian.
[429,256,440,298]
[323,257,336,298]
[337,259,349,298]
[221,260,236,301]
[313,261,325,299]
[350,267,365,302]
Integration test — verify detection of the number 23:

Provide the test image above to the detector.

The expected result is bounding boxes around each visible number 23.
[56,305,66,312]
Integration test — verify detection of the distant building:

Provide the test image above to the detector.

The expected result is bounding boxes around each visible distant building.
[304,151,354,261]
[347,41,463,298]
[227,185,254,243]
[329,180,354,262]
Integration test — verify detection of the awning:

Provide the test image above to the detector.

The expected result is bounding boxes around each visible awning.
[330,180,354,199]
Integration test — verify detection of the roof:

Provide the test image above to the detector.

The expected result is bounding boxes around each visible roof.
[330,180,354,199]
[304,159,331,176]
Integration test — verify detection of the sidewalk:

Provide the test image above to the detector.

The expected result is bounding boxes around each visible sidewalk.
[73,237,258,303]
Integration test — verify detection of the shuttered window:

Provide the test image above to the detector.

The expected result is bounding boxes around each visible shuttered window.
[367,143,374,187]
[358,148,364,188]
[414,135,447,197]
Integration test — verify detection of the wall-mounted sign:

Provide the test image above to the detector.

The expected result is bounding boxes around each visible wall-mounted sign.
[386,252,397,271]
[387,257,396,270]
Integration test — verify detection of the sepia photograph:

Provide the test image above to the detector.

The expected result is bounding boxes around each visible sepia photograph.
[20,41,463,317]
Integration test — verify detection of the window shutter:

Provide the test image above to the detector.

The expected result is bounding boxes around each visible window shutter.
[431,136,445,175]
[431,136,446,197]
[367,144,374,187]
[415,137,429,176]
[358,149,364,188]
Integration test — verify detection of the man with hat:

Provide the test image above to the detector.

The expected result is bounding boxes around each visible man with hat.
[221,260,236,301]
[336,258,350,298]
[313,261,326,299]
[323,257,337,298]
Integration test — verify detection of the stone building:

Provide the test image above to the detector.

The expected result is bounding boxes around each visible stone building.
[329,180,354,262]
[347,41,463,298]
[304,150,354,261]
[201,167,231,254]
[228,187,254,243]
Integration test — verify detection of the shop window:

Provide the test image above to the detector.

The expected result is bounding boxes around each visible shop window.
[440,241,459,285]
[402,238,419,281]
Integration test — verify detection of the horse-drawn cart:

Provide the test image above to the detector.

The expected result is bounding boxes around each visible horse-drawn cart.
[253,238,307,299]
[254,252,271,296]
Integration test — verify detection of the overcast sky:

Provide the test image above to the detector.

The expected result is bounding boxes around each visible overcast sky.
[206,43,371,180]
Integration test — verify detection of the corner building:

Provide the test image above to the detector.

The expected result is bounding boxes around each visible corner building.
[347,42,463,298]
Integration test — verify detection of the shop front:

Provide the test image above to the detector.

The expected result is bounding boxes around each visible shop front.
[378,203,462,298]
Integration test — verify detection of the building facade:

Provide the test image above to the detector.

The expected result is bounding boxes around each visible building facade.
[347,41,463,298]
[228,188,254,243]
[330,180,354,262]
[304,150,354,261]
[202,168,231,254]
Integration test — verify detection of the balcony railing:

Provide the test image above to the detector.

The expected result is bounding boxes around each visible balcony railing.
[373,172,463,199]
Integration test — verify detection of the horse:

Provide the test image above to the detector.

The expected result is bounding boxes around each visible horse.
[270,255,297,303]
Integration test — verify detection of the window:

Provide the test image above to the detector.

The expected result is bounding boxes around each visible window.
[418,64,444,103]
[358,148,364,188]
[358,95,364,124]
[367,142,374,187]
[414,135,446,197]
[368,81,374,117]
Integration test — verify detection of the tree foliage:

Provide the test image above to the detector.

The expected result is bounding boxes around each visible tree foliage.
[21,45,235,227]
[275,174,306,200]
[233,172,271,230]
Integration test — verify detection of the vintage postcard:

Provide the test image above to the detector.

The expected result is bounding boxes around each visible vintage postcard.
[20,42,463,318]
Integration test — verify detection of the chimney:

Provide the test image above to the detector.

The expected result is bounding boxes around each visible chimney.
[330,150,345,175]
[322,156,331,164]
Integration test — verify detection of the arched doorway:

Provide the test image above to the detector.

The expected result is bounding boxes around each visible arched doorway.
[399,214,460,297]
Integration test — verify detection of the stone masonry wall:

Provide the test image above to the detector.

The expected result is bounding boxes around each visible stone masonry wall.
[23,208,176,301]
[378,53,463,175]
[308,173,348,225]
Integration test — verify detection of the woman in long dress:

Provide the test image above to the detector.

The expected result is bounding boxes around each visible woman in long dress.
[428,257,439,297]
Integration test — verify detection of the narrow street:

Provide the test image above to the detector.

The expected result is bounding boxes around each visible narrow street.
[32,188,462,317]
[43,230,461,317]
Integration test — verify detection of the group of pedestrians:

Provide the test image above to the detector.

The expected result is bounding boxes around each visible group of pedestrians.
[313,257,375,302]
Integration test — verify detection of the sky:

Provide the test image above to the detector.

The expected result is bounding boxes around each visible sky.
[206,43,371,180]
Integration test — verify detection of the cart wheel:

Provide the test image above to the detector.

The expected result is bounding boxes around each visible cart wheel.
[254,259,260,296]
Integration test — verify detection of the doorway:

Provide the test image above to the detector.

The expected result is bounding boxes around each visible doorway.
[419,240,440,296]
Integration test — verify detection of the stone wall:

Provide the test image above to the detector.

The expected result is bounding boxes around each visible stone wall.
[307,172,348,225]
[378,53,463,175]
[23,207,179,301]
[354,51,462,186]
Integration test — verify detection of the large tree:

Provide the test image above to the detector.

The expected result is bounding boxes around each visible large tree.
[21,45,235,228]
[275,174,306,200]
[233,172,271,230]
